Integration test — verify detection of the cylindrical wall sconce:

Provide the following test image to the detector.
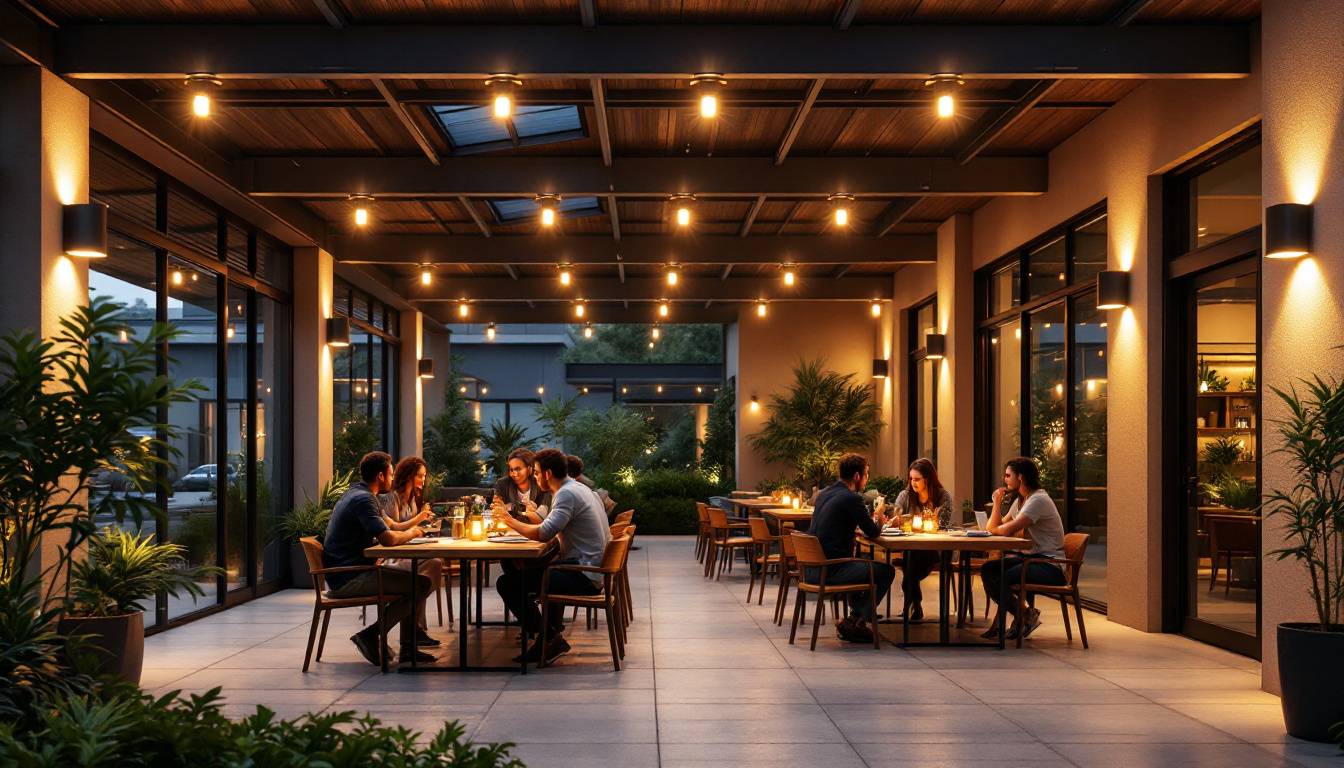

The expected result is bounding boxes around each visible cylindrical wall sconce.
[1265,203,1313,259]
[872,359,889,378]
[62,203,108,258]
[1096,270,1131,310]
[326,317,350,347]
[924,333,947,360]
[417,358,435,379]
[749,395,760,412]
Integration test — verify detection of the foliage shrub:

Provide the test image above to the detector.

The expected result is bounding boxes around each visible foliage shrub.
[605,469,733,535]
[866,475,907,499]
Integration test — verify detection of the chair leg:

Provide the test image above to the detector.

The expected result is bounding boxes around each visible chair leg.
[870,590,880,650]
[315,609,333,662]
[435,585,444,628]
[538,597,552,669]
[605,600,623,671]
[809,589,825,651]
[1209,554,1219,592]
[1059,596,1073,642]
[789,589,805,645]
[747,544,759,602]
[775,570,793,626]
[1015,592,1026,650]
[303,604,323,672]
[1073,593,1089,650]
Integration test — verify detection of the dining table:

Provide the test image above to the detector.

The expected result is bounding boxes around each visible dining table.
[726,496,792,517]
[365,535,557,674]
[761,507,813,535]
[860,531,1031,649]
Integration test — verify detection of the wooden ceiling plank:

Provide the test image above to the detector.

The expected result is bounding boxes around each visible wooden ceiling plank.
[591,79,613,166]
[871,197,922,236]
[371,78,440,165]
[774,79,824,166]
[311,0,346,28]
[720,264,733,281]
[952,79,1059,165]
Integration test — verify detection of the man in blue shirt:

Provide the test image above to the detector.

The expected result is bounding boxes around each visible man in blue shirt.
[498,449,612,665]
[323,452,434,666]
[804,453,896,644]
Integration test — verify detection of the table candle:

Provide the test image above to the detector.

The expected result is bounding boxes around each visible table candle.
[781,493,791,506]
[923,518,936,534]
[911,514,923,531]
[792,497,801,509]
[469,518,485,542]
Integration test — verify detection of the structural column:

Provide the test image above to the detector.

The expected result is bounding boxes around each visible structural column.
[1260,0,1344,694]
[421,325,451,425]
[936,214,975,504]
[292,247,334,504]
[398,311,424,460]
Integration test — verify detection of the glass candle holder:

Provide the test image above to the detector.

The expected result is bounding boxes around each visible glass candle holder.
[792,497,801,509]
[923,518,937,534]
[780,493,791,507]
[469,517,485,542]
[912,514,923,532]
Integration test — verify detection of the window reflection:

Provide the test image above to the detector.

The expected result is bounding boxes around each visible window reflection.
[1190,143,1262,251]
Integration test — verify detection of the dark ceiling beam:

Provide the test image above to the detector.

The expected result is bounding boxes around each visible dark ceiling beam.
[424,304,742,325]
[0,1,53,68]
[719,264,733,281]
[739,195,766,237]
[371,78,440,165]
[55,24,1252,80]
[311,0,347,28]
[870,197,923,236]
[403,276,893,302]
[834,0,864,30]
[774,79,823,166]
[458,196,493,237]
[244,156,1048,198]
[591,79,613,167]
[329,233,937,265]
[157,87,1119,110]
[952,79,1059,165]
[503,263,520,280]
[829,264,852,279]
[607,194,621,242]
[578,0,597,28]
[1110,0,1159,26]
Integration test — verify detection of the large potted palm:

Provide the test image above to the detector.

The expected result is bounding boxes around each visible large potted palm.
[748,357,886,489]
[276,470,355,588]
[1267,372,1344,742]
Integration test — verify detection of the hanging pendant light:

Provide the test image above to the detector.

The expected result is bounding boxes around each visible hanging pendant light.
[186,73,222,118]
[925,74,964,119]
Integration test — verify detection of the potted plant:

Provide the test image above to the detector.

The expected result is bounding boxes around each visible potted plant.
[1266,373,1344,742]
[62,527,220,684]
[276,470,355,588]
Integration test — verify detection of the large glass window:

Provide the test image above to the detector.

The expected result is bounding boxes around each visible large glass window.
[1029,303,1067,510]
[987,319,1023,493]
[908,298,938,465]
[1072,298,1109,605]
[257,296,291,584]
[331,279,401,474]
[1187,143,1262,252]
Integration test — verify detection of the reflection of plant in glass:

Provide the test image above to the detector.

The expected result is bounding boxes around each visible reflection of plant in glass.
[1028,374,1067,500]
[424,355,482,486]
[1198,356,1230,392]
[333,410,381,475]
[699,382,736,482]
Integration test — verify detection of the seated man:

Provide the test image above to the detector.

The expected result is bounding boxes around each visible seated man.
[982,456,1068,640]
[804,453,897,643]
[497,448,613,664]
[322,451,434,666]
[566,454,617,519]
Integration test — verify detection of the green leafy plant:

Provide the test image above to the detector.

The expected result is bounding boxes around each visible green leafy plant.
[1201,473,1259,511]
[1242,372,1257,392]
[68,527,221,618]
[275,470,356,544]
[605,469,734,535]
[480,420,535,477]
[1266,371,1344,631]
[1201,434,1252,467]
[1199,356,1230,392]
[534,394,580,449]
[569,404,658,476]
[0,578,93,721]
[755,474,796,494]
[698,381,736,482]
[748,357,887,488]
[424,355,483,486]
[561,323,723,364]
[866,475,907,499]
[333,409,381,476]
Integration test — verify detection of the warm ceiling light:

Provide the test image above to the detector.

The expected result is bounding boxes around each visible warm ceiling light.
[185,73,221,118]
[171,269,184,286]
[583,322,593,338]
[690,74,726,118]
[458,302,469,318]
[575,301,585,318]
[558,264,572,286]
[537,386,545,395]
[460,385,468,394]
[420,264,432,285]
[536,194,561,226]
[651,324,661,340]
[486,74,522,119]
[622,387,629,394]
[190,272,198,282]
[696,386,703,394]
[486,323,496,341]
[757,299,768,317]
[781,264,796,286]
[925,74,964,119]
[349,194,374,227]
[665,264,680,286]
[1265,203,1313,258]
[658,301,669,318]
[656,385,663,393]
[871,300,882,317]
[670,194,696,227]
[481,386,489,395]
[62,203,108,258]
[829,194,855,228]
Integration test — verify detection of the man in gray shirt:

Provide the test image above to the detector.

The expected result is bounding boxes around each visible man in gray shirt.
[498,448,613,664]
[983,456,1068,640]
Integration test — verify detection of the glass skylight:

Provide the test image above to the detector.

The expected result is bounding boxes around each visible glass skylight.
[429,104,585,154]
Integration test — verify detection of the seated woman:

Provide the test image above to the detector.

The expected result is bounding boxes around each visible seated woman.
[889,458,953,622]
[981,456,1068,640]
[492,447,552,523]
[378,456,444,648]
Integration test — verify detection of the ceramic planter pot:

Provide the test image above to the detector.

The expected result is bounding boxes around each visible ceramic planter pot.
[59,612,144,685]
[1278,622,1344,742]
[290,542,313,589]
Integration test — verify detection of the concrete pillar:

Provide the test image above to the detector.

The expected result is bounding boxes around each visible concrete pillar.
[0,67,91,589]
[1260,0,1344,694]
[398,311,424,459]
[421,326,451,424]
[292,247,334,503]
[936,214,975,503]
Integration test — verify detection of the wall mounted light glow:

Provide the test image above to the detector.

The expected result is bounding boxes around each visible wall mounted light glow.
[781,264,796,286]
[537,386,545,395]
[486,74,522,119]
[420,263,433,285]
[583,322,593,338]
[829,194,854,227]
[185,73,221,117]
[757,299,768,317]
[670,194,695,227]
[872,359,889,378]
[558,264,572,286]
[349,194,373,227]
[925,74,964,118]
[665,263,680,286]
[485,322,496,341]
[536,194,561,227]
[658,301,669,318]
[62,203,108,258]
[749,396,760,413]
[326,317,351,347]
[226,324,235,339]
[1095,270,1131,310]
[691,74,727,118]
[418,358,435,379]
[1265,202,1313,259]
[924,333,947,359]
[870,300,882,318]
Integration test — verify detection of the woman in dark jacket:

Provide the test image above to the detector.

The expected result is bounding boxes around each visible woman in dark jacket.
[889,458,953,622]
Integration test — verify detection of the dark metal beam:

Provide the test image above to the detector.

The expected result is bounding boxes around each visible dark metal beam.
[424,304,742,326]
[591,79,613,167]
[329,233,937,265]
[739,195,766,237]
[719,264,733,281]
[829,264,852,279]
[503,263,520,280]
[55,24,1252,80]
[834,0,864,30]
[244,156,1048,198]
[371,78,440,165]
[311,0,347,28]
[1110,0,1159,26]
[606,194,621,242]
[870,197,923,236]
[774,80,823,166]
[404,276,893,302]
[458,196,492,237]
[952,79,1059,165]
[0,1,53,69]
[578,0,597,28]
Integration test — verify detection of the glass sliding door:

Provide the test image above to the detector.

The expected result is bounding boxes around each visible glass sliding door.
[1071,298,1109,606]
[257,295,291,584]
[909,298,939,465]
[1028,303,1067,512]
[987,319,1023,489]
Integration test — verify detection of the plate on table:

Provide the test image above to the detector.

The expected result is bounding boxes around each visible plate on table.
[490,535,531,544]
[879,529,908,537]
[964,530,992,538]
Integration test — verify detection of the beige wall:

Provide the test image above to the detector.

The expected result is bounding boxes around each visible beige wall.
[734,302,894,490]
[969,51,1261,632]
[1260,0,1344,694]
[937,214,976,500]
[892,265,938,475]
[293,247,335,504]
[398,311,424,460]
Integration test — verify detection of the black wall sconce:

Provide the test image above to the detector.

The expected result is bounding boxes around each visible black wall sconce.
[417,358,435,379]
[62,203,107,258]
[872,359,889,378]
[1265,203,1313,259]
[326,317,350,347]
[924,333,947,359]
[1096,270,1131,310]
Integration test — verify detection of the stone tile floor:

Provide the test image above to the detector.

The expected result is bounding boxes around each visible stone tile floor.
[144,537,1340,767]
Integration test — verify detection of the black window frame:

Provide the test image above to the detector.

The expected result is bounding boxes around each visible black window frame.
[907,294,939,467]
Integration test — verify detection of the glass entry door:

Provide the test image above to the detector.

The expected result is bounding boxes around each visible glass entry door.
[1176,258,1260,657]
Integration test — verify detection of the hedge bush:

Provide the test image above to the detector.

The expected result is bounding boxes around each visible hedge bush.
[604,469,733,535]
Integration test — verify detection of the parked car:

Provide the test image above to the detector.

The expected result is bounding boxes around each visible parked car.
[174,464,236,492]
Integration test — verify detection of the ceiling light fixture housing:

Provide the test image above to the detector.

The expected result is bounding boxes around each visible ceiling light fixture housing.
[829,194,855,227]
[669,194,696,227]
[535,193,561,227]
[348,193,374,227]
[185,73,222,117]
[690,74,727,118]
[62,203,108,258]
[485,74,522,119]
[925,74,964,118]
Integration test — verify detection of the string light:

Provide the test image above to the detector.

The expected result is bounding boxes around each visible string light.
[656,385,663,393]
[658,301,669,318]
[486,74,521,119]
[186,73,221,118]
[691,74,726,118]
[486,323,496,341]
[781,264,795,286]
[583,322,593,339]
[420,264,432,285]
[558,264,572,286]
[349,194,374,227]
[926,74,964,119]
[829,194,854,227]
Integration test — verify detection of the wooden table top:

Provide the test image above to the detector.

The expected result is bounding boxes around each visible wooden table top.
[762,508,814,523]
[860,532,1032,552]
[729,497,795,510]
[366,537,555,560]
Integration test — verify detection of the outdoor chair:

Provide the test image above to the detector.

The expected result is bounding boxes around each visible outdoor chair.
[695,502,713,563]
[788,532,882,651]
[1207,514,1259,594]
[1010,532,1092,649]
[539,531,633,671]
[298,537,395,672]
[706,507,753,580]
[746,518,781,604]
[773,524,800,625]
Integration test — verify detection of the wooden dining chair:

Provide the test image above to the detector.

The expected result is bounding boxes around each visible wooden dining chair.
[695,502,713,563]
[538,532,633,671]
[614,509,634,527]
[706,507,754,580]
[746,518,781,604]
[299,537,395,672]
[577,523,638,630]
[773,525,800,626]
[788,533,882,651]
[1208,514,1259,594]
[1009,532,1091,649]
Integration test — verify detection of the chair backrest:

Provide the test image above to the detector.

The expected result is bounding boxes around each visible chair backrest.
[779,530,797,559]
[696,502,711,524]
[599,531,633,573]
[609,521,630,538]
[1209,514,1259,552]
[748,518,773,543]
[707,507,729,529]
[1061,532,1090,587]
[790,532,828,566]
[615,509,634,526]
[299,537,326,592]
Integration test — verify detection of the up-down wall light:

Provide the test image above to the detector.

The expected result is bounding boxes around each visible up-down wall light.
[924,333,947,360]
[1265,203,1313,259]
[418,358,435,379]
[872,359,889,379]
[62,203,108,258]
[326,317,350,347]
[1096,270,1131,310]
